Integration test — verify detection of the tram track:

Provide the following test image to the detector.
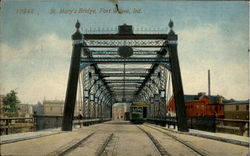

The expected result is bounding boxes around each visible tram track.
[48,132,95,156]
[137,125,171,156]
[96,133,114,156]
[144,124,209,156]
[48,131,115,156]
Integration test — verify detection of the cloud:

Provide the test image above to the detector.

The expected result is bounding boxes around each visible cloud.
[177,24,248,100]
[0,34,71,64]
[0,33,72,103]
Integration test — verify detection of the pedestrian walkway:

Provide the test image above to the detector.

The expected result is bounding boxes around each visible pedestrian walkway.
[0,128,62,144]
[162,124,249,147]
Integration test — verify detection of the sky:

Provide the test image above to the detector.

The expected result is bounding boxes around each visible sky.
[0,0,249,104]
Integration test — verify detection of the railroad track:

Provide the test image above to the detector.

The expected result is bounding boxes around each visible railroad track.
[96,133,114,156]
[47,132,115,156]
[137,126,171,156]
[144,124,209,156]
[48,132,95,156]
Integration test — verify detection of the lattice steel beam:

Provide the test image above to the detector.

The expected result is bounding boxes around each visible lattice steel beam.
[101,68,149,72]
[92,51,157,55]
[105,80,144,83]
[115,94,136,96]
[107,83,141,86]
[102,73,156,77]
[110,89,138,91]
[108,83,140,87]
[81,57,169,64]
[81,42,114,100]
[111,86,138,89]
[83,40,165,48]
[84,34,168,40]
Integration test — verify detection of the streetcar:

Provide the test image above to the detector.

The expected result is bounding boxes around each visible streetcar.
[130,102,148,124]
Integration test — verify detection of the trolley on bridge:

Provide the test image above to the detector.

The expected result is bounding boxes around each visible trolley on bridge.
[130,102,148,124]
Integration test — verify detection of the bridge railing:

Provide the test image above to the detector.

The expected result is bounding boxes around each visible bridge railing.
[0,117,35,135]
[73,118,111,127]
[34,115,111,131]
[0,116,111,135]
[216,118,249,137]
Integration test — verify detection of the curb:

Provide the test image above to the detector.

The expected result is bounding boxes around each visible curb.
[146,124,249,147]
[187,132,249,147]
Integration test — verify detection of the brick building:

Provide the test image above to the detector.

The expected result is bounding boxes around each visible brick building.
[167,93,224,117]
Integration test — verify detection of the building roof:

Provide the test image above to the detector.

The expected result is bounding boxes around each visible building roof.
[113,103,126,107]
[223,100,249,105]
[184,94,218,104]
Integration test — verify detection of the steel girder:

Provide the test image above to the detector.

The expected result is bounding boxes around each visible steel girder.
[81,57,170,64]
[84,34,168,40]
[106,79,143,83]
[105,80,143,83]
[92,50,157,55]
[101,68,149,72]
[100,73,157,77]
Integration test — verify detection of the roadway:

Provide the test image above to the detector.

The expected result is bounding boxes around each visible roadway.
[0,121,248,156]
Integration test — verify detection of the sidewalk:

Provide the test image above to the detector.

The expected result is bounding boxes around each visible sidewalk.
[187,129,249,147]
[0,128,62,144]
[164,125,249,147]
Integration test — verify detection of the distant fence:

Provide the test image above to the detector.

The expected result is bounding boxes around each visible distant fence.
[0,116,112,135]
[216,119,249,137]
[147,116,249,136]
[0,117,35,135]
[188,116,216,132]
[34,115,63,130]
[34,115,111,131]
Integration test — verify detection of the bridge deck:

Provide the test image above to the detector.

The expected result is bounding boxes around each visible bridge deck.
[0,121,248,156]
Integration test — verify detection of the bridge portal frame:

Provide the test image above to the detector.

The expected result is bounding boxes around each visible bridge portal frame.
[62,20,188,132]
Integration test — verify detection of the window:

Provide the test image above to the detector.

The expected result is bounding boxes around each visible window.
[50,107,53,111]
[201,105,204,110]
[236,105,239,111]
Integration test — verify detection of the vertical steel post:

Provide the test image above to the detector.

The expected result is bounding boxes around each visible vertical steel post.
[168,20,188,132]
[208,69,211,96]
[110,104,113,119]
[62,21,82,131]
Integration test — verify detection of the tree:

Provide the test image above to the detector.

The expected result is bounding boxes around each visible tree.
[3,90,20,117]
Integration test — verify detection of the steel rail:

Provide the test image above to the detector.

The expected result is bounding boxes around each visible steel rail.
[137,126,171,156]
[96,133,114,156]
[49,132,95,156]
[144,125,208,156]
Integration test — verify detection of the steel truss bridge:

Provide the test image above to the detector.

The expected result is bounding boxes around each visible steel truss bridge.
[62,21,188,132]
